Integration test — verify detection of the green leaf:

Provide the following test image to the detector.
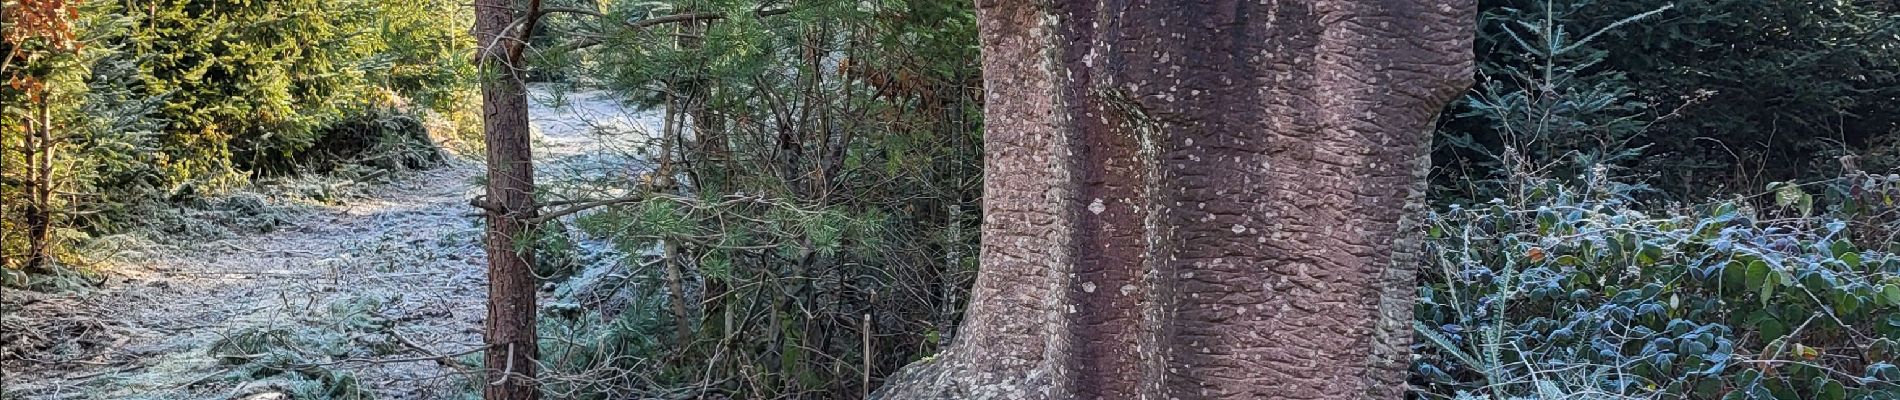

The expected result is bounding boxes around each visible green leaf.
[1760,316,1789,342]
[1837,292,1861,315]
[1869,339,1897,363]
[1831,240,1857,258]
[1639,244,1665,266]
[1746,260,1771,287]
[1694,377,1723,398]
[1768,183,1817,216]
[1556,255,1580,266]
[1882,284,1900,307]
[1775,183,1800,207]
[1813,378,1845,400]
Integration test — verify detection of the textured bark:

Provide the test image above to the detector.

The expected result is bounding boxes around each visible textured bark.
[874,0,1472,399]
[474,0,540,398]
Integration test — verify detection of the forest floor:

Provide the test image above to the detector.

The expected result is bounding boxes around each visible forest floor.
[1,86,656,400]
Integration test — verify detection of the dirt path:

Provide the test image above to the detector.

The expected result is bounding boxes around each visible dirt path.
[2,87,655,399]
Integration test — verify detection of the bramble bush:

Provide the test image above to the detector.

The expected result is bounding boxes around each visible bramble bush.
[1419,3,1900,396]
[1413,172,1900,399]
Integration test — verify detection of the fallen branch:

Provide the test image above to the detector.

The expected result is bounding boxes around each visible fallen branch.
[291,348,484,368]
[390,330,482,382]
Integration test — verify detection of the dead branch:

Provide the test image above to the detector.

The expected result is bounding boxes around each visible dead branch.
[525,194,648,225]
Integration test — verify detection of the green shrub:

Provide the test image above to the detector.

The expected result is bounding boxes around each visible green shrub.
[267,104,446,174]
[2,0,168,275]
[127,0,475,184]
[1414,175,1900,399]
[2,0,475,280]
[527,0,984,396]
[129,0,362,187]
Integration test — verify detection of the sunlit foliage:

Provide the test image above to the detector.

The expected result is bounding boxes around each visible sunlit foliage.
[0,0,475,280]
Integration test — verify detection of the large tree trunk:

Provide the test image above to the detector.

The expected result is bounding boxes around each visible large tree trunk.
[474,0,541,398]
[874,1,1473,398]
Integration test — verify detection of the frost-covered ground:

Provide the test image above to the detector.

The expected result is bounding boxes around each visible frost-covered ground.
[1,85,660,399]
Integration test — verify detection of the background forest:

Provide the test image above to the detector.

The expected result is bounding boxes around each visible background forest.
[1,0,479,281]
[3,0,1899,399]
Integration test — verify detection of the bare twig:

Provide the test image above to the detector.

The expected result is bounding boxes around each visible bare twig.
[547,7,795,52]
[628,8,793,30]
[489,343,515,386]
[525,194,647,224]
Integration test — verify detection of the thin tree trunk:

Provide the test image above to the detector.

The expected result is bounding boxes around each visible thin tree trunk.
[663,235,691,343]
[1,108,10,271]
[20,100,41,271]
[23,97,54,274]
[874,1,1473,398]
[654,83,694,344]
[678,17,727,191]
[474,0,541,397]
